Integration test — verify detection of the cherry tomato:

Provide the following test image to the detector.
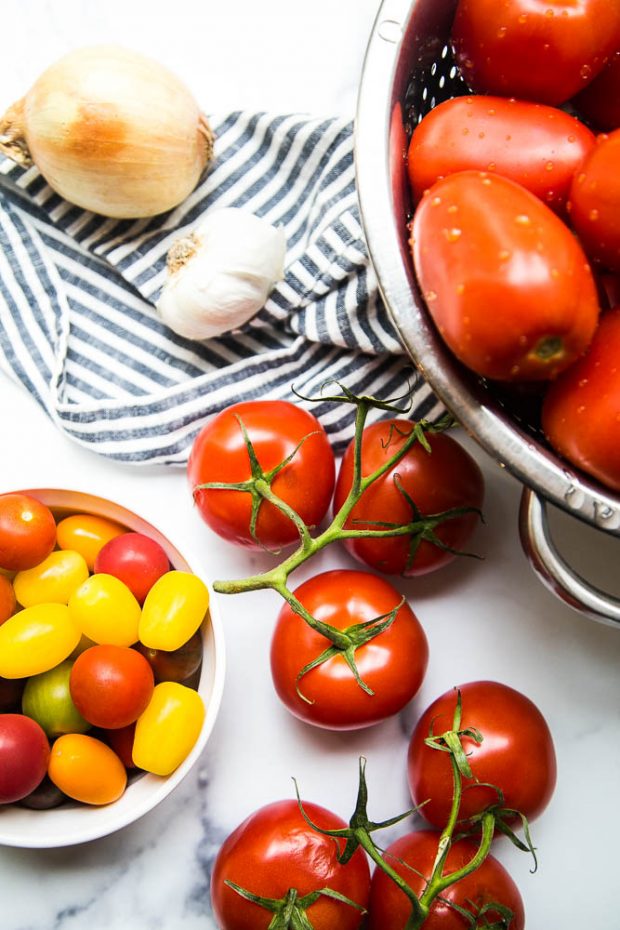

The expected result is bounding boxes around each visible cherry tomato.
[188,400,336,549]
[211,799,371,930]
[132,681,205,775]
[56,513,127,571]
[367,830,525,930]
[13,549,89,608]
[569,130,620,272]
[68,573,141,647]
[573,50,620,130]
[0,603,81,678]
[70,644,155,729]
[136,628,203,683]
[408,95,594,212]
[542,307,620,491]
[451,0,620,105]
[139,570,209,651]
[407,681,557,828]
[0,493,57,572]
[103,723,138,769]
[270,570,428,730]
[22,659,90,738]
[48,733,127,805]
[333,419,484,576]
[411,170,600,380]
[0,574,16,625]
[94,532,170,604]
[18,775,67,810]
[0,676,25,712]
[0,714,50,804]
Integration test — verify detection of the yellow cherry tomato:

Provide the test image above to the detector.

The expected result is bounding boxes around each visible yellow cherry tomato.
[139,571,209,651]
[48,733,127,805]
[68,573,141,647]
[13,549,89,607]
[56,514,127,571]
[0,603,81,678]
[133,681,205,776]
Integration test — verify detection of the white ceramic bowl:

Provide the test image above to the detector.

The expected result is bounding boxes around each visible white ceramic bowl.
[0,488,226,848]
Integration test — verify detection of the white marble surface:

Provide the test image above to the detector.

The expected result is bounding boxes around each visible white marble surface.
[1,1,620,928]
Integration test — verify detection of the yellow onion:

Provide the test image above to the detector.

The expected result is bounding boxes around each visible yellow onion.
[0,45,214,218]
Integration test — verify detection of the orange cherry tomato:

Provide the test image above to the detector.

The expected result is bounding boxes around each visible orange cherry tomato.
[48,733,127,805]
[55,514,127,571]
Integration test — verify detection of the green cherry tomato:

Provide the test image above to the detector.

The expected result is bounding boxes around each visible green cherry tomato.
[0,604,81,679]
[139,571,209,652]
[133,681,205,775]
[13,549,90,608]
[68,573,141,647]
[22,660,90,739]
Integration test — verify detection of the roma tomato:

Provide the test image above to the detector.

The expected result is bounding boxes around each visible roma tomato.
[70,644,154,729]
[132,681,204,775]
[333,419,484,576]
[68,573,141,647]
[451,0,620,105]
[22,659,90,738]
[188,400,335,549]
[542,307,620,491]
[573,50,620,131]
[0,603,81,679]
[407,681,557,828]
[270,570,428,730]
[94,532,170,604]
[569,130,620,272]
[48,733,127,805]
[0,714,50,804]
[0,493,56,572]
[367,830,524,930]
[56,513,126,571]
[411,170,599,380]
[13,549,89,607]
[0,574,16,624]
[408,95,594,211]
[211,799,370,930]
[139,570,209,651]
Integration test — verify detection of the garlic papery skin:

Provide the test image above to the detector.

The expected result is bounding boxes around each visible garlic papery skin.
[156,208,287,341]
[0,46,213,219]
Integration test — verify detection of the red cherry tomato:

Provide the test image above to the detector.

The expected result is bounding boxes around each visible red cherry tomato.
[0,575,16,625]
[407,681,557,828]
[270,570,428,730]
[542,307,620,492]
[103,723,138,769]
[70,644,155,729]
[0,713,50,804]
[411,170,600,380]
[0,494,57,572]
[367,830,525,930]
[451,0,620,105]
[188,400,335,549]
[333,419,484,576]
[569,130,620,272]
[94,532,170,604]
[211,799,370,930]
[572,49,620,131]
[408,95,594,212]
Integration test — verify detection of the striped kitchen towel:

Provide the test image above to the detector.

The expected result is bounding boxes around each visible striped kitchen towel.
[0,111,442,465]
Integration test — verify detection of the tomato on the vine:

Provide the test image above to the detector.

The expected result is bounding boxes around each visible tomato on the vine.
[0,493,57,572]
[210,799,370,930]
[367,829,525,930]
[407,681,557,828]
[188,400,336,550]
[270,569,428,730]
[333,419,484,576]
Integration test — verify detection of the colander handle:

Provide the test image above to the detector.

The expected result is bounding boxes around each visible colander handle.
[519,486,620,628]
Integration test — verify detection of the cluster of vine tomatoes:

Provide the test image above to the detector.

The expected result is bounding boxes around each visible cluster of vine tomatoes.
[409,0,620,493]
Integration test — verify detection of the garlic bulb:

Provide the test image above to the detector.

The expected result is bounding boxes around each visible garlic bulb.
[0,46,213,218]
[156,208,286,340]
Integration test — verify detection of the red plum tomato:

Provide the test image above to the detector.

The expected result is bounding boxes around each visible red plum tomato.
[211,799,370,930]
[333,419,484,576]
[572,50,620,131]
[0,494,57,572]
[188,401,335,549]
[411,171,600,380]
[569,130,620,273]
[542,307,620,492]
[367,830,525,930]
[70,644,155,729]
[270,570,429,730]
[451,0,620,105]
[408,95,594,212]
[94,532,170,604]
[0,713,50,804]
[407,681,557,828]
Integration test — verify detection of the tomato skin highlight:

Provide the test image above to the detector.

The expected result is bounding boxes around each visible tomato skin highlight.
[407,681,557,828]
[188,400,336,550]
[542,307,620,492]
[569,130,620,273]
[333,419,484,576]
[0,494,57,572]
[211,799,370,930]
[270,570,428,730]
[408,95,594,212]
[411,170,599,381]
[367,830,525,930]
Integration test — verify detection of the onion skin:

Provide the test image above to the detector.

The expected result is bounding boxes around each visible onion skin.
[0,46,213,218]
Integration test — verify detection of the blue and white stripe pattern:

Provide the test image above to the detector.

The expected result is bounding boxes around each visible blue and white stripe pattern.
[0,111,442,464]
